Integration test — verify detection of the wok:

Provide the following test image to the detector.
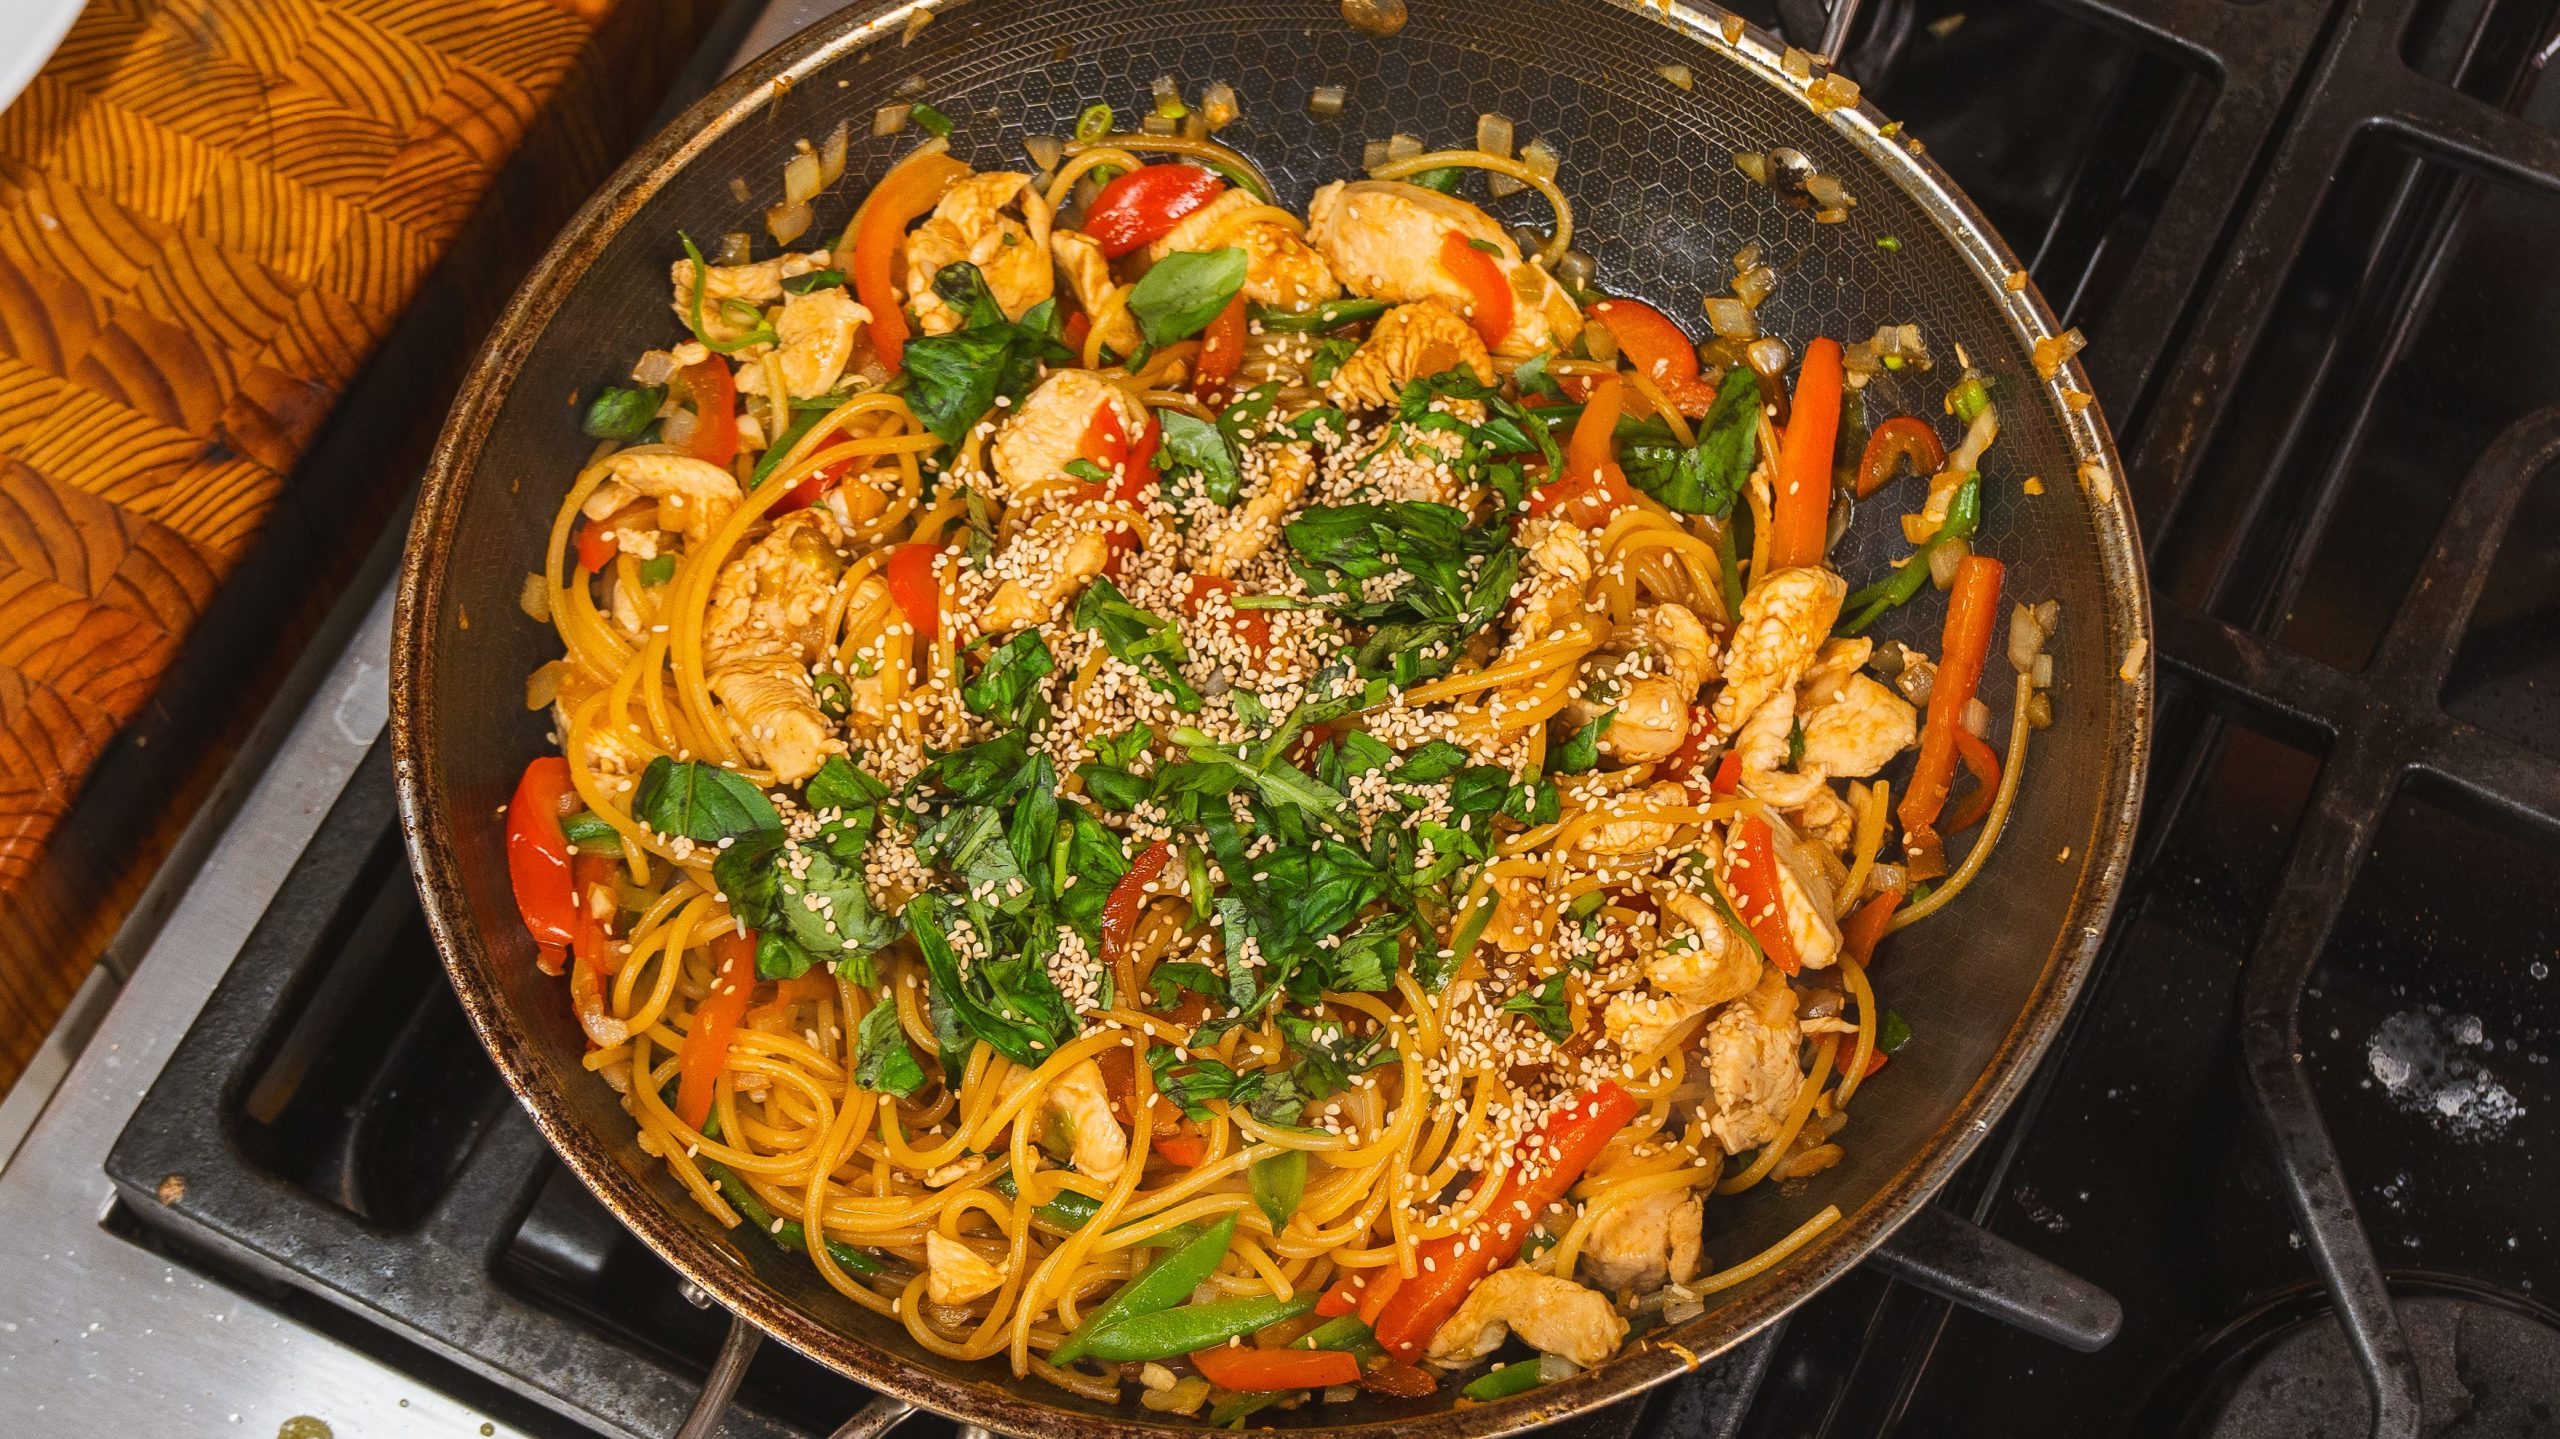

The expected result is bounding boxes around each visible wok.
[392,1,2153,1432]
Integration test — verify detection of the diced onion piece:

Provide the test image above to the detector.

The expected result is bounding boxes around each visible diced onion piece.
[2027,689,2054,730]
[1323,1386,1358,1403]
[900,7,929,43]
[1734,264,1777,309]
[1539,1353,1583,1382]
[1360,137,1390,173]
[1140,111,1177,136]
[519,573,552,623]
[1310,83,1347,117]
[2033,653,2054,690]
[1734,242,1762,271]
[1495,134,1557,198]
[1141,1377,1213,1415]
[1961,695,1992,738]
[1151,74,1184,117]
[1203,81,1239,130]
[818,119,850,185]
[632,350,679,386]
[2009,602,2049,674]
[1475,111,1514,159]
[2034,326,2089,380]
[1804,171,1853,210]
[1554,248,1595,292]
[1023,133,1063,174]
[1703,296,1758,341]
[891,73,929,100]
[662,407,697,448]
[783,150,822,206]
[1814,207,1849,224]
[1930,535,1971,589]
[1179,109,1209,141]
[1732,150,1769,185]
[1781,45,1813,79]
[1664,1292,1708,1324]
[1584,320,1619,364]
[1387,131,1424,163]
[1341,0,1408,36]
[726,177,750,205]
[1657,63,1695,91]
[766,198,813,246]
[1808,73,1861,114]
[1745,334,1793,382]
[873,103,912,137]
[525,658,568,711]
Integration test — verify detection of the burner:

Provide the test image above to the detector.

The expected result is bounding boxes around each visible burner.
[2175,1290,2560,1439]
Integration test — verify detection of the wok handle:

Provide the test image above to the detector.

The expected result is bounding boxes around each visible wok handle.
[827,1396,922,1439]
[1865,1205,2122,1352]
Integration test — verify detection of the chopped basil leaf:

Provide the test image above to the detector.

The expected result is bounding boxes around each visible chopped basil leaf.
[1500,972,1570,1040]
[1548,709,1613,775]
[1126,246,1247,345]
[910,101,953,137]
[782,268,847,294]
[582,384,664,439]
[632,757,780,844]
[1156,409,1241,504]
[853,997,928,1097]
[1076,576,1202,710]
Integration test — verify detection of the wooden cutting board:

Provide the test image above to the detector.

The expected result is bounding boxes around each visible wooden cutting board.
[0,0,722,1093]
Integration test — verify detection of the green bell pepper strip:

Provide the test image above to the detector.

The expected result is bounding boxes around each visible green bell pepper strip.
[1246,297,1390,333]
[704,1162,880,1273]
[1073,1291,1319,1363]
[1837,472,1982,636]
[1049,1213,1239,1364]
[1462,1359,1547,1401]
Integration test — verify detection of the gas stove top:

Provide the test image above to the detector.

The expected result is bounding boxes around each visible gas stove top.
[7,2,2560,1437]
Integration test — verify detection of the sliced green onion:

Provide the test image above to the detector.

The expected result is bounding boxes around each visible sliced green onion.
[1463,1359,1547,1401]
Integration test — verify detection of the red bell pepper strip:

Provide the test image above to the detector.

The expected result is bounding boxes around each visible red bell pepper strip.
[1438,229,1513,351]
[1150,1118,1208,1169]
[1062,308,1092,355]
[1101,841,1174,964]
[1898,554,2004,875]
[1189,1344,1361,1392]
[1768,336,1844,569]
[570,853,622,976]
[1527,374,1640,527]
[1356,1265,1406,1325]
[1082,164,1226,258]
[676,357,739,468]
[1944,725,2005,835]
[1314,1272,1366,1318]
[1725,815,1803,975]
[1658,703,1720,784]
[1370,1081,1640,1359]
[676,928,757,1132]
[1841,888,1903,967]
[851,148,972,374]
[1177,573,1273,663]
[574,523,618,574]
[1856,415,1947,499]
[506,757,580,950]
[1587,297,1719,415]
[883,543,942,647]
[1194,291,1248,397]
[1709,749,1743,797]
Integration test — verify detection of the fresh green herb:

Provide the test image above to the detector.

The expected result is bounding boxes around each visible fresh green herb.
[782,268,847,294]
[1282,500,1522,688]
[1620,367,1759,516]
[1879,1009,1914,1054]
[582,384,664,439]
[1718,502,1748,618]
[1246,297,1390,333]
[1209,1392,1285,1429]
[991,1170,1106,1231]
[1512,349,1563,399]
[812,669,852,720]
[704,1161,880,1271]
[1050,1214,1238,1363]
[561,810,623,856]
[1465,235,1503,253]
[1876,234,1903,253]
[1838,471,1982,635]
[1787,716,1806,769]
[1063,457,1111,485]
[1249,1148,1308,1230]
[1548,709,1613,775]
[1277,1012,1396,1093]
[678,233,779,353]
[714,767,898,983]
[1075,102,1114,141]
[1077,576,1202,709]
[852,997,927,1097]
[632,757,780,843]
[1410,166,1464,193]
[1126,247,1248,345]
[910,101,953,137]
[902,263,1071,444]
[1156,409,1242,504]
[907,893,1075,1067]
[962,630,1055,727]
[1464,1359,1548,1401]
[1500,972,1570,1041]
[750,393,853,486]
[637,553,677,586]
[1308,334,1358,385]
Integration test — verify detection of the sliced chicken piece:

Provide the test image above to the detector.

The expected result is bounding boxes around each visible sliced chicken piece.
[1574,781,1693,856]
[1792,783,1857,853]
[1579,1158,1704,1294]
[1322,299,1494,410]
[1766,823,1842,970]
[1562,603,1721,766]
[1702,963,1804,1154]
[1798,672,1918,781]
[1605,989,1709,1058]
[1050,228,1139,355]
[582,451,743,545]
[705,508,848,784]
[1142,186,1341,310]
[1648,889,1758,1006]
[734,287,869,399]
[1045,1058,1129,1184]
[1304,179,1582,356]
[924,1231,1008,1306]
[981,507,1119,632]
[989,369,1145,501]
[1711,567,1847,736]
[1195,445,1316,577]
[1509,517,1598,645]
[904,172,1055,334]
[1487,871,1550,954]
[1733,688,1824,810]
[668,249,834,344]
[1426,1268,1628,1369]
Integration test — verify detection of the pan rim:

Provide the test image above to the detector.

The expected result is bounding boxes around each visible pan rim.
[391,0,2154,1432]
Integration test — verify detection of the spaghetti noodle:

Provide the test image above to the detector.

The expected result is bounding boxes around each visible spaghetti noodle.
[500,120,2052,1419]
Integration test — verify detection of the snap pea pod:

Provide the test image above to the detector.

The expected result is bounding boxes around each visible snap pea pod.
[1074,1291,1319,1363]
[1462,1359,1547,1401]
[1246,297,1391,333]
[1050,1213,1239,1364]
[990,1170,1103,1231]
[704,1162,880,1273]
[1837,472,1982,636]
[1206,1391,1284,1428]
[1295,1312,1384,1359]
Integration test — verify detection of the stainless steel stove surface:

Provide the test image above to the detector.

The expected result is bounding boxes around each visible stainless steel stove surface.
[8,1,2560,1438]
